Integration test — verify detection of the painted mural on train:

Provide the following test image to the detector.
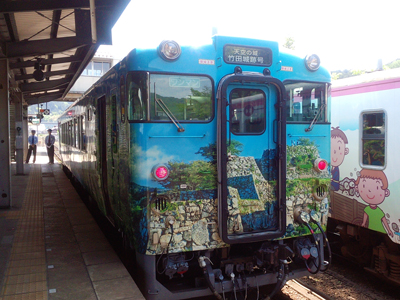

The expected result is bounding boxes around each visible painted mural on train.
[331,96,400,244]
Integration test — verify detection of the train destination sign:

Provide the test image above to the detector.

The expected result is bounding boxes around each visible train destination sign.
[223,45,272,66]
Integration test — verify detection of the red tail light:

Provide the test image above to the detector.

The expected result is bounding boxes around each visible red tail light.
[318,160,327,170]
[152,164,169,181]
[314,158,328,172]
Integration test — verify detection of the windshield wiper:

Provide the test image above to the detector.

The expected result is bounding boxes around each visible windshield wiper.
[305,103,325,132]
[154,83,185,132]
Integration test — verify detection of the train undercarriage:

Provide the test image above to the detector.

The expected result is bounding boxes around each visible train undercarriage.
[328,218,400,285]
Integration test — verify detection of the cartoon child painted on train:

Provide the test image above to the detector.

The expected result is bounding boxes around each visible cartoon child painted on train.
[355,169,393,237]
[331,127,349,191]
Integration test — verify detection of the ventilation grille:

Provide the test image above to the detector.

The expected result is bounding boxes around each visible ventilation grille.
[316,185,327,198]
[152,196,169,212]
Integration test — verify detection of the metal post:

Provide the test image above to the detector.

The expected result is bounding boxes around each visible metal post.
[14,92,24,175]
[0,58,11,208]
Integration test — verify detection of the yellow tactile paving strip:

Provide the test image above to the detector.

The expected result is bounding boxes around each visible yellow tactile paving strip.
[1,164,48,300]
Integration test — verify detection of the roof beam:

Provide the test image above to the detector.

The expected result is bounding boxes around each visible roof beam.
[46,10,62,75]
[25,92,65,105]
[6,36,90,59]
[0,0,119,13]
[9,56,82,69]
[20,78,70,93]
[62,44,98,99]
[15,69,76,81]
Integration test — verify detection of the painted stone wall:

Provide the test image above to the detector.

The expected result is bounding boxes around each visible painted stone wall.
[226,155,278,234]
[285,142,330,237]
[146,198,226,255]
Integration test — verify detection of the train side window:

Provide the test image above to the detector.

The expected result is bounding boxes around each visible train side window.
[81,115,86,151]
[111,94,118,153]
[229,88,266,134]
[74,118,78,148]
[129,85,144,120]
[361,111,386,168]
[127,72,148,121]
[120,75,126,123]
[68,121,72,146]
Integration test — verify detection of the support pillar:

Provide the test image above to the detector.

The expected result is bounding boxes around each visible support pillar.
[14,92,24,174]
[0,58,11,208]
[23,105,28,162]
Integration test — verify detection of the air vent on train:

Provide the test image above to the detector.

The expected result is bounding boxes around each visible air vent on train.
[150,195,170,215]
[313,184,328,201]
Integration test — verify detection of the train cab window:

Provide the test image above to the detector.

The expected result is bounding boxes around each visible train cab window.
[149,74,213,122]
[229,88,266,134]
[361,111,386,168]
[285,81,328,123]
[127,72,148,121]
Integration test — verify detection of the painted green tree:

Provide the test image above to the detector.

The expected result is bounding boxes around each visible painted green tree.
[196,140,244,163]
[156,160,217,191]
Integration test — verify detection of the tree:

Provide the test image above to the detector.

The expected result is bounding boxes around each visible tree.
[28,101,72,121]
[385,59,400,69]
[282,37,295,50]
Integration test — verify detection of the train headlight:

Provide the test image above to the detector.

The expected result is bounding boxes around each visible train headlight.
[152,164,170,181]
[158,40,181,61]
[305,54,320,71]
[313,158,328,172]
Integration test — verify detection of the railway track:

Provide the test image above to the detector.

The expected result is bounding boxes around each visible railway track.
[278,279,333,300]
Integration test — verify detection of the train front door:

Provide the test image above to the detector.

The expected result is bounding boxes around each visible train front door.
[217,73,287,244]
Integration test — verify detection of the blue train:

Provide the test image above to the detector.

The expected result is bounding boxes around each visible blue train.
[58,36,331,299]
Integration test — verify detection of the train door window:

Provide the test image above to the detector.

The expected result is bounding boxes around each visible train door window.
[120,76,126,123]
[361,110,386,168]
[111,93,118,153]
[229,88,265,134]
[127,72,148,121]
[285,81,328,123]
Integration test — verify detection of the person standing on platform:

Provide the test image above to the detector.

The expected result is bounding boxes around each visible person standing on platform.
[45,129,55,164]
[25,130,38,163]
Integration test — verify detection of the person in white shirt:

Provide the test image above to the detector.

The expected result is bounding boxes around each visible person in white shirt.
[45,129,56,164]
[25,130,38,163]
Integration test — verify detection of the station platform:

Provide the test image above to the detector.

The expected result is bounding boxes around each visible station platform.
[0,147,145,300]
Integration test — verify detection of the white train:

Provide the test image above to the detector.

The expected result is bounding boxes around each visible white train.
[330,68,400,283]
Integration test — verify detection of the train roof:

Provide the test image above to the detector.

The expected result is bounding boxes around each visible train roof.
[332,68,400,97]
[332,68,400,88]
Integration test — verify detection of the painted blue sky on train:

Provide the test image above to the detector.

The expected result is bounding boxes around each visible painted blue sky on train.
[100,0,400,72]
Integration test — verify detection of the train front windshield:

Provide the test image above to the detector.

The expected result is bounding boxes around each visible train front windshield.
[126,72,213,122]
[285,81,329,123]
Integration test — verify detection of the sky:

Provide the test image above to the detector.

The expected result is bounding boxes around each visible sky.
[100,0,400,72]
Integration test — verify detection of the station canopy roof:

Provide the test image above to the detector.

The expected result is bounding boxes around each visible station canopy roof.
[0,0,130,106]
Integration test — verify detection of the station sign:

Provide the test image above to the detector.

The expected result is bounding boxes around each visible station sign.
[40,108,50,115]
[28,115,41,125]
[223,44,272,67]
